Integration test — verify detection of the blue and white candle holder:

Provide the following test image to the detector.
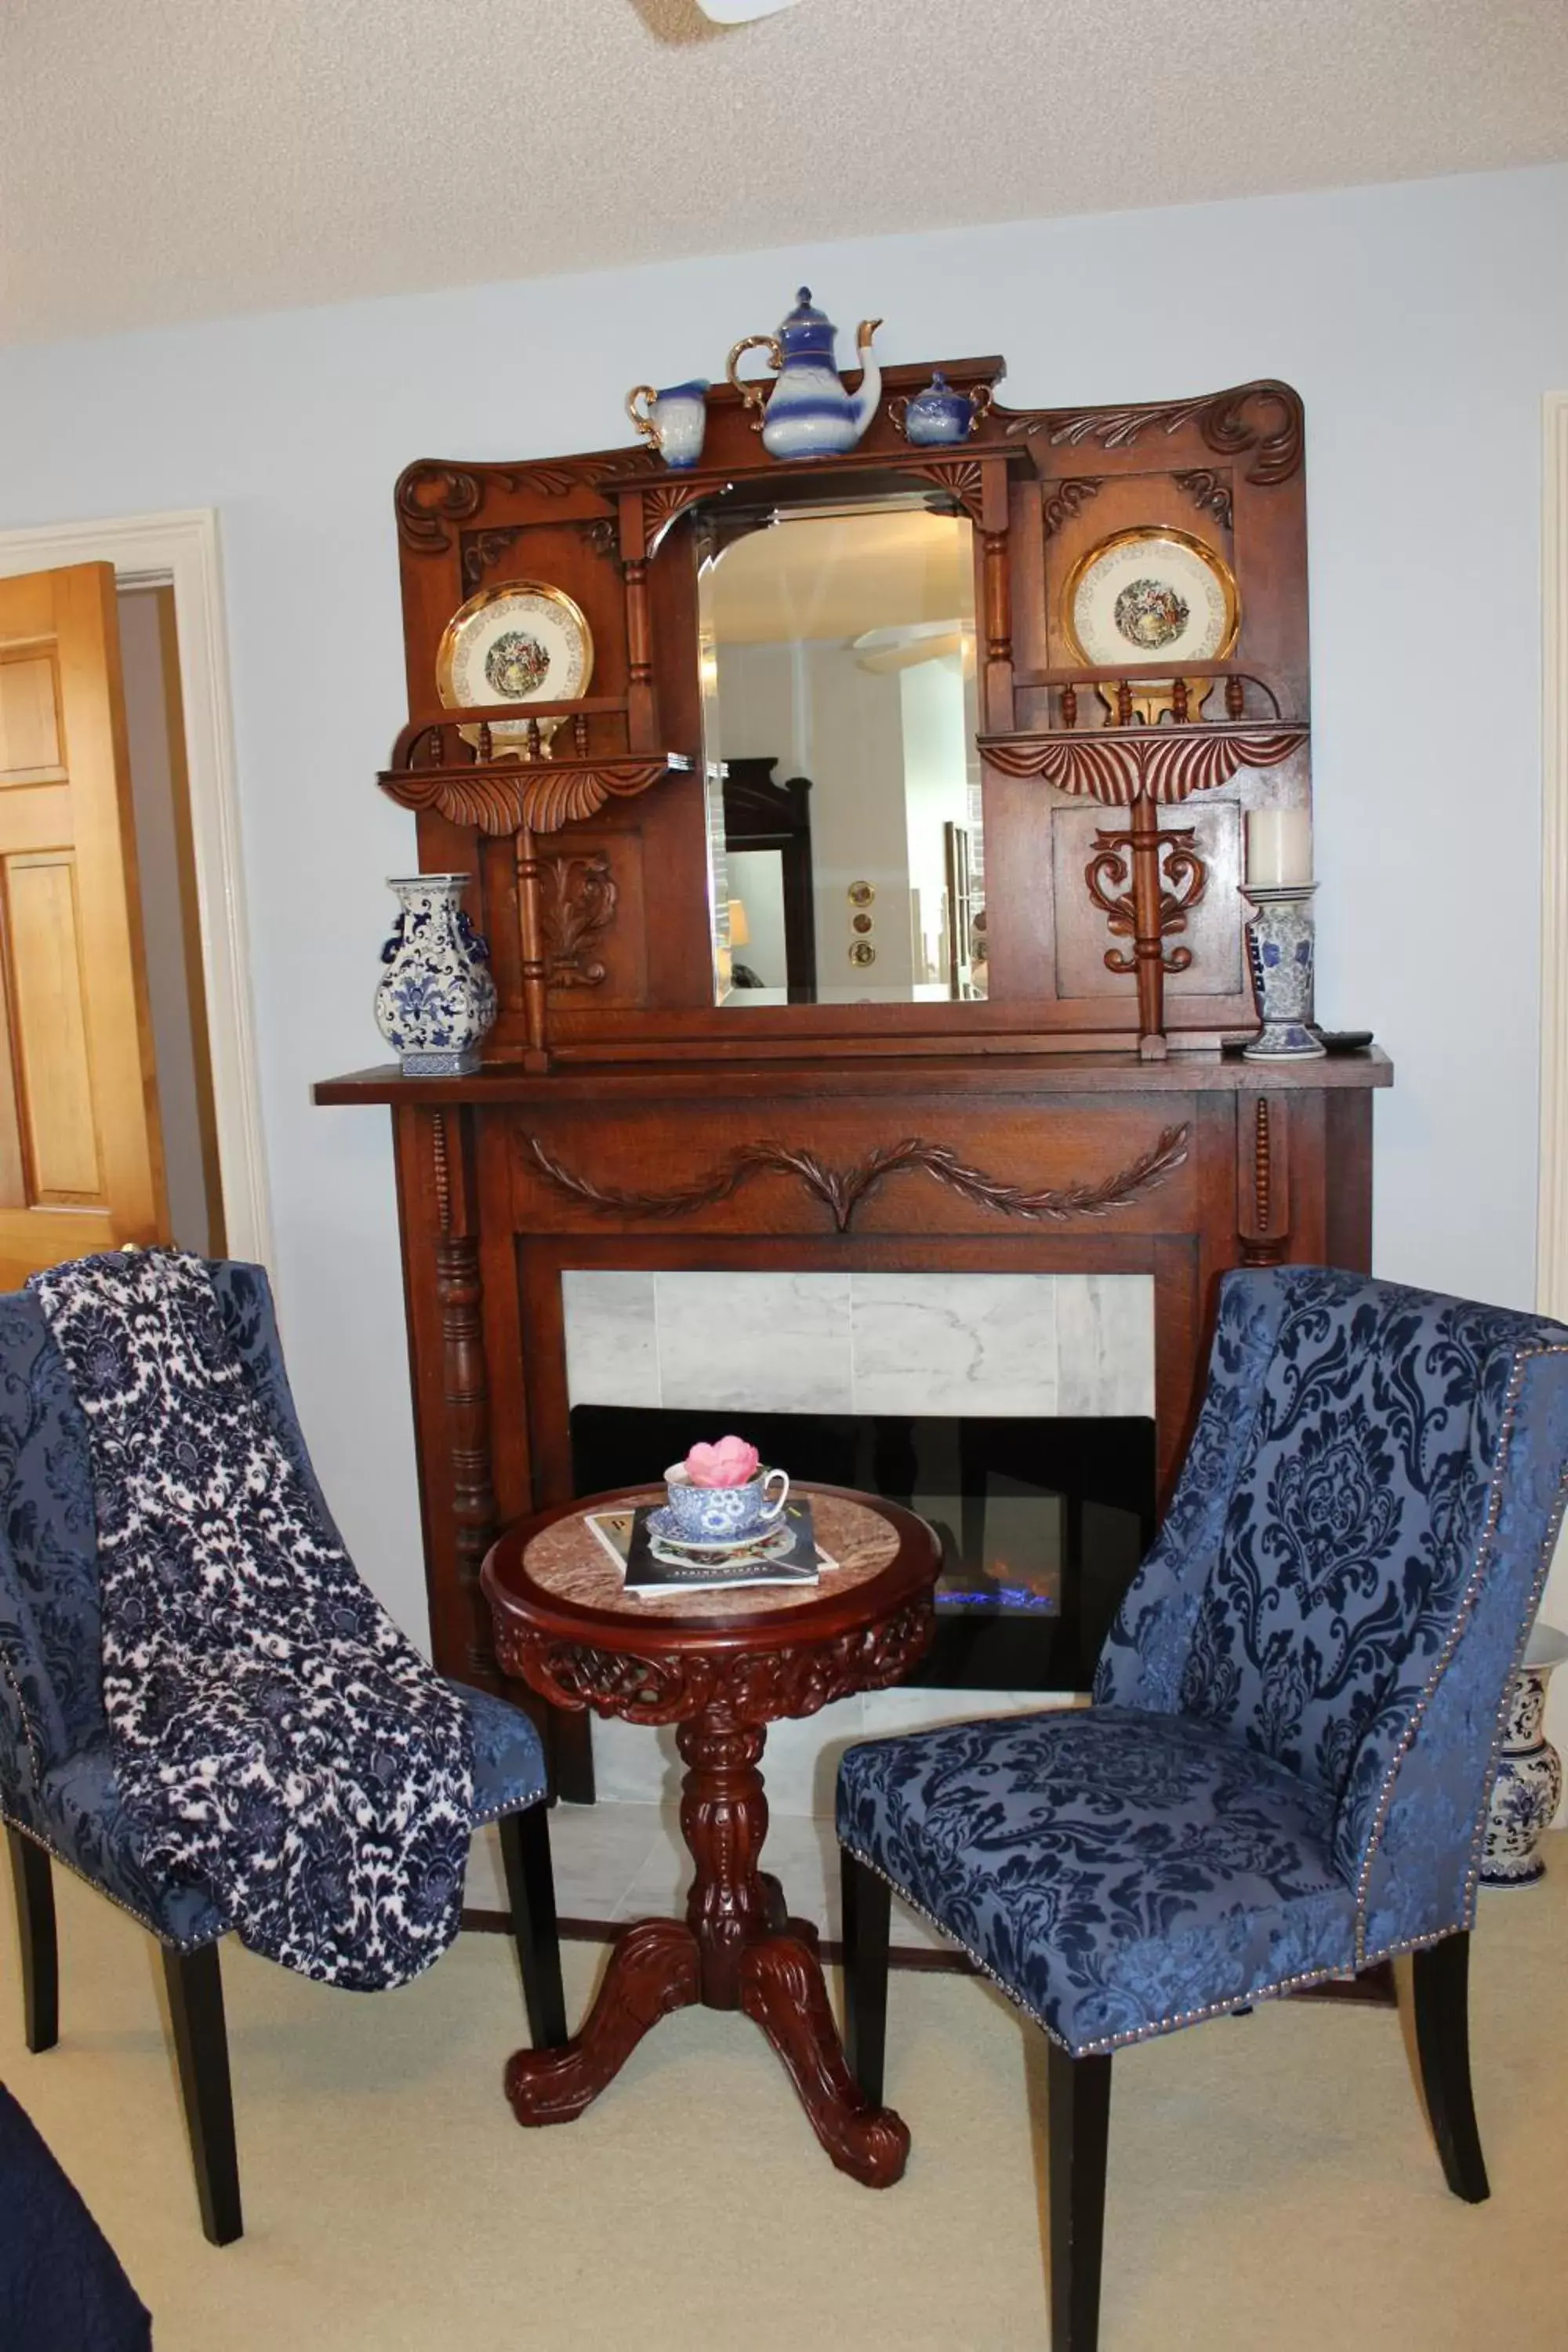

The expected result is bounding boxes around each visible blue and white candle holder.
[1241,883,1325,1062]
[373,873,498,1077]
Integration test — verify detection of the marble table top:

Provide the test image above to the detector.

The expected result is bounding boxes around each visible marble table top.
[520,1486,902,1622]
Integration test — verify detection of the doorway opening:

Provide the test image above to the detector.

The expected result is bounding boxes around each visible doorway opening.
[116,583,225,1255]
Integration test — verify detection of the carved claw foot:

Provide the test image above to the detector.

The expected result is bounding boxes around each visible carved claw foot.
[504,1918,700,2128]
[739,1932,911,2187]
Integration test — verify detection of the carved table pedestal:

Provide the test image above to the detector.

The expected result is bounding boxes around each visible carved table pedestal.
[481,1485,940,2187]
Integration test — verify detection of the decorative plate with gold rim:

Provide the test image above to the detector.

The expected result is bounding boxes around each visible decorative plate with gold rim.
[1062,527,1240,669]
[436,580,594,760]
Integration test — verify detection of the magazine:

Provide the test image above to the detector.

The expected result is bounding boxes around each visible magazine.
[585,1498,833,1596]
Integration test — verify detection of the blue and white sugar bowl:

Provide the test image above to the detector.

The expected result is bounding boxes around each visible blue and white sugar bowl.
[892,369,995,446]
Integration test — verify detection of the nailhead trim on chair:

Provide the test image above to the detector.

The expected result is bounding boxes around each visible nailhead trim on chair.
[0,1808,227,1955]
[840,1836,1478,2060]
[1349,1341,1568,1965]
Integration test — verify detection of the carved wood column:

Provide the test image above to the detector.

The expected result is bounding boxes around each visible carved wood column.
[514,826,550,1072]
[619,487,655,749]
[1236,1091,1290,1265]
[978,453,1014,731]
[430,1108,500,1661]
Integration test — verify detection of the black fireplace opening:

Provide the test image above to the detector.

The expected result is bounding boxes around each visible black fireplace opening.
[568,1408,1156,1691]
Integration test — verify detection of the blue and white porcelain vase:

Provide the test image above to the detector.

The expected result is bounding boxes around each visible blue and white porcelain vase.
[1482,1624,1567,1886]
[373,873,497,1076]
[1241,883,1326,1062]
[726,288,882,461]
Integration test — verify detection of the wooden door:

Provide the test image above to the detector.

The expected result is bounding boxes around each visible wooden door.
[0,562,168,1285]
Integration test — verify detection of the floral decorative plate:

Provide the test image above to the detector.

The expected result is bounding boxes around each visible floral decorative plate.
[1062,527,1240,669]
[436,580,594,760]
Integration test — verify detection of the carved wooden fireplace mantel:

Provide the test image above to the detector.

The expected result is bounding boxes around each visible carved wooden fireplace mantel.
[318,1048,1390,1788]
[318,352,1389,1795]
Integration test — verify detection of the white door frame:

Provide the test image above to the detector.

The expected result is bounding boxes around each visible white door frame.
[1539,397,1568,1804]
[0,509,271,1268]
[1541,395,1568,1324]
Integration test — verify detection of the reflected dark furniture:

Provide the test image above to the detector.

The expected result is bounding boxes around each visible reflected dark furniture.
[837,1268,1568,2347]
[0,1263,566,2247]
[723,755,817,1001]
[482,1483,939,2185]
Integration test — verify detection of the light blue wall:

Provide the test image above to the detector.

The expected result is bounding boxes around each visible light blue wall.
[3,165,1565,1640]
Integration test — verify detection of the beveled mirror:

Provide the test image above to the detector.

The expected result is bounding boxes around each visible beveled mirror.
[698,495,983,1007]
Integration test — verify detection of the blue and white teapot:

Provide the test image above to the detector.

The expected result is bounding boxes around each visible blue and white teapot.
[726,287,882,461]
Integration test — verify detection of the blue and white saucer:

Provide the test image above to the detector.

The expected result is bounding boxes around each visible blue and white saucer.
[645,1506,793,1566]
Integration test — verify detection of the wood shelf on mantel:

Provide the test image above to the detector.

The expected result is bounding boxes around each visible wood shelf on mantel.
[379,751,692,837]
[315,1046,1392,1110]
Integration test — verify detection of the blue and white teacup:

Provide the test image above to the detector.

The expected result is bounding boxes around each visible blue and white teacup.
[662,1462,790,1544]
[626,379,710,470]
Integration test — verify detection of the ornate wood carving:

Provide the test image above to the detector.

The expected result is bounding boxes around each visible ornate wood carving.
[739,1931,912,2186]
[540,853,618,989]
[431,1107,453,1234]
[382,755,685,837]
[641,481,709,552]
[978,721,1308,807]
[504,1917,702,2126]
[1041,477,1104,539]
[902,458,985,524]
[1238,1093,1290,1266]
[395,463,484,553]
[1085,824,1207,975]
[517,1127,1190,1234]
[1012,379,1305,488]
[1173,467,1235,531]
[497,1597,935,1730]
[506,461,590,498]
[461,525,527,588]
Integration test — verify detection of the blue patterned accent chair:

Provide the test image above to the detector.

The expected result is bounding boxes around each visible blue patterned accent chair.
[837,1267,1568,2350]
[0,1260,565,2246]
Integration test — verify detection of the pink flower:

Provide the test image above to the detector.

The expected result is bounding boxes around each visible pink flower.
[684,1435,760,1489]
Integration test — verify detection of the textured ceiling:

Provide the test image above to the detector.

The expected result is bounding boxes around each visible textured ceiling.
[4,0,1566,347]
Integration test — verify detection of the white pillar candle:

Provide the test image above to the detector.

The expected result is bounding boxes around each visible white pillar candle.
[1246,808,1312,887]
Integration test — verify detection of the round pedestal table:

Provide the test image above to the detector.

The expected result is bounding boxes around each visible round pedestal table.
[481,1483,940,2187]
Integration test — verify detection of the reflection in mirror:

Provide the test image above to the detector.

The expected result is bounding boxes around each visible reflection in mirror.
[700,499,982,1006]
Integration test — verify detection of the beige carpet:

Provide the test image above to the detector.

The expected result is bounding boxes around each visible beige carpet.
[5,1842,1567,2351]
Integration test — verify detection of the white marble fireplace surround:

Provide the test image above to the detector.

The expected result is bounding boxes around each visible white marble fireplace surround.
[541,1269,1155,1828]
[561,1269,1154,1423]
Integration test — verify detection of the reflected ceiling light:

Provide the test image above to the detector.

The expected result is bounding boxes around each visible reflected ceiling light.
[696,0,804,19]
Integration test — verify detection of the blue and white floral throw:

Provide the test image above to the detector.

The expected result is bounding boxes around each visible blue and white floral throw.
[30,1249,474,1991]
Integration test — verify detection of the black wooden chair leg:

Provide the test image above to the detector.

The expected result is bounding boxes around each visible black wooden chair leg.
[1411,1931,1489,2203]
[498,1803,567,2050]
[840,1848,892,2106]
[1047,2044,1113,2352]
[162,1941,242,2245]
[6,1828,59,2053]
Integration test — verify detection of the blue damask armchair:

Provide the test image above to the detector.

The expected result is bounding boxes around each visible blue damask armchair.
[0,1259,565,2246]
[837,1268,1568,2349]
